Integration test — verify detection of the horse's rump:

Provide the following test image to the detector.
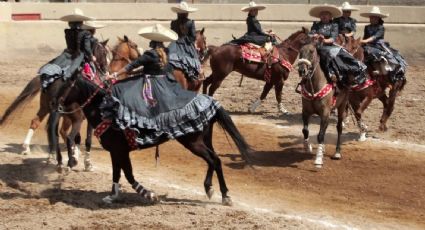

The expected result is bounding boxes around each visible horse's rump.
[239,44,293,72]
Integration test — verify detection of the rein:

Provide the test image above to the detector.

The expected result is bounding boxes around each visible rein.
[58,79,103,115]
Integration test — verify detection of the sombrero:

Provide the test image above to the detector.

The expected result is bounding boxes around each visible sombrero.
[309,4,342,18]
[360,6,389,18]
[171,1,198,14]
[340,2,359,11]
[59,8,94,22]
[138,24,178,42]
[81,21,106,30]
[241,1,266,12]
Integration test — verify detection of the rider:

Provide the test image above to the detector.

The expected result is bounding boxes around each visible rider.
[168,1,201,81]
[333,2,358,39]
[104,24,220,145]
[309,4,367,87]
[231,1,276,48]
[360,6,407,82]
[38,8,95,88]
[81,20,106,78]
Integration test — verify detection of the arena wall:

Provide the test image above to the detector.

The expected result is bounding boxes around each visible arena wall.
[1,3,425,63]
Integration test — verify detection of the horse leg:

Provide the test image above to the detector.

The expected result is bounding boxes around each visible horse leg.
[248,82,273,113]
[59,116,71,145]
[332,101,347,160]
[315,112,330,168]
[274,80,289,115]
[202,74,213,94]
[379,84,400,132]
[302,112,312,154]
[46,112,62,167]
[378,93,389,132]
[102,150,123,204]
[120,151,158,203]
[66,119,82,168]
[84,124,94,172]
[202,124,216,199]
[356,92,373,141]
[22,100,50,155]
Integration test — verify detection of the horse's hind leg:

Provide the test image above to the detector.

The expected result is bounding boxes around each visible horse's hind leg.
[65,117,82,168]
[333,100,348,160]
[202,74,213,94]
[249,82,273,113]
[379,83,400,132]
[22,96,50,155]
[274,80,289,115]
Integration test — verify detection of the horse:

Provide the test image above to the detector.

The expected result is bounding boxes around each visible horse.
[297,41,350,168]
[0,40,110,171]
[202,28,310,115]
[52,75,252,206]
[109,29,208,92]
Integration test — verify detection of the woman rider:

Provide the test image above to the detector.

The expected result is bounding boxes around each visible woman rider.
[360,6,407,82]
[168,1,201,81]
[333,2,359,39]
[38,8,95,88]
[309,4,366,87]
[231,1,276,47]
[81,20,106,79]
[104,24,220,147]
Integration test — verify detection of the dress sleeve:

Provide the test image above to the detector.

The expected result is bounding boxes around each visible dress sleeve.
[125,51,152,72]
[373,25,385,40]
[351,18,357,33]
[309,22,318,36]
[82,31,93,58]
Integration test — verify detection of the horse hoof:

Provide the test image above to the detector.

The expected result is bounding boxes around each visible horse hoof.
[304,143,313,154]
[332,152,342,160]
[84,160,94,172]
[21,145,31,155]
[206,188,214,200]
[314,164,323,169]
[222,196,233,206]
[68,157,78,168]
[102,194,120,204]
[146,191,159,204]
[358,132,367,142]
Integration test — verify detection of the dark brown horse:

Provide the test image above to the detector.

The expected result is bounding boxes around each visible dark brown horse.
[0,40,110,171]
[109,30,208,92]
[202,28,310,114]
[297,42,350,168]
[53,75,251,205]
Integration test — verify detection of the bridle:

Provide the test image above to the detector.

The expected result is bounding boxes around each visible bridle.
[297,49,320,97]
[110,41,141,64]
[57,79,102,115]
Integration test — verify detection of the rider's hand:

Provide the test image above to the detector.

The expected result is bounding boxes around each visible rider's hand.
[318,35,325,42]
[106,72,118,80]
[312,34,320,39]
[92,56,97,62]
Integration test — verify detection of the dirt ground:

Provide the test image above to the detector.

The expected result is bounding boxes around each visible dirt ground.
[0,56,425,229]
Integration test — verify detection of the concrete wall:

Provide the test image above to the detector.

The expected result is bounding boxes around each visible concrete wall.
[2,3,425,64]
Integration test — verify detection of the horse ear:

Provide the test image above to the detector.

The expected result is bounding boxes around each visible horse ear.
[200,27,205,35]
[101,39,109,46]
[117,36,123,42]
[302,27,309,34]
[124,35,129,42]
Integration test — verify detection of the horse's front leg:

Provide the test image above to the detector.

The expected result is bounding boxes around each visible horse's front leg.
[84,124,94,172]
[248,82,273,113]
[66,119,82,168]
[302,111,312,154]
[316,112,330,168]
[103,150,123,204]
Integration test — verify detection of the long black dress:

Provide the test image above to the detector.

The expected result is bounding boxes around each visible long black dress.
[309,21,366,85]
[231,15,272,46]
[100,48,220,145]
[168,17,201,81]
[362,23,407,82]
[39,23,93,89]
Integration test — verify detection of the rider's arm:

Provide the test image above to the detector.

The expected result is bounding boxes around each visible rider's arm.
[81,31,93,60]
[322,23,338,44]
[249,16,268,36]
[108,52,150,79]
[187,20,197,42]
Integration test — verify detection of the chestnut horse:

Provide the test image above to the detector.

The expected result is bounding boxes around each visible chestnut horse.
[202,27,310,114]
[109,29,208,92]
[0,40,110,171]
[297,42,350,168]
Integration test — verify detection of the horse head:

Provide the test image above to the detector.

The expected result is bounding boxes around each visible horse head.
[109,35,141,76]
[195,28,208,63]
[297,42,320,80]
[93,39,110,75]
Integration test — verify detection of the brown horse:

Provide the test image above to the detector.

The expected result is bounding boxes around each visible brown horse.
[202,28,310,114]
[109,30,208,92]
[297,42,350,168]
[0,40,110,171]
[337,36,406,138]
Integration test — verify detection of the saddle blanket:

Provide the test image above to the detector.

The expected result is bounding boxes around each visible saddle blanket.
[240,43,293,72]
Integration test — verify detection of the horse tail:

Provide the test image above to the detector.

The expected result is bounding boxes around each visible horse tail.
[215,107,252,163]
[0,76,41,126]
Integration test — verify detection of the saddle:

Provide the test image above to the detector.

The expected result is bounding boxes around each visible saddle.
[240,43,293,71]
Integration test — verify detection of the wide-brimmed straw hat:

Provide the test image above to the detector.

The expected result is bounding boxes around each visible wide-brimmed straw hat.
[360,6,389,18]
[81,21,106,30]
[171,1,198,14]
[241,1,266,12]
[340,2,359,11]
[309,4,342,18]
[59,8,94,22]
[138,24,178,42]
